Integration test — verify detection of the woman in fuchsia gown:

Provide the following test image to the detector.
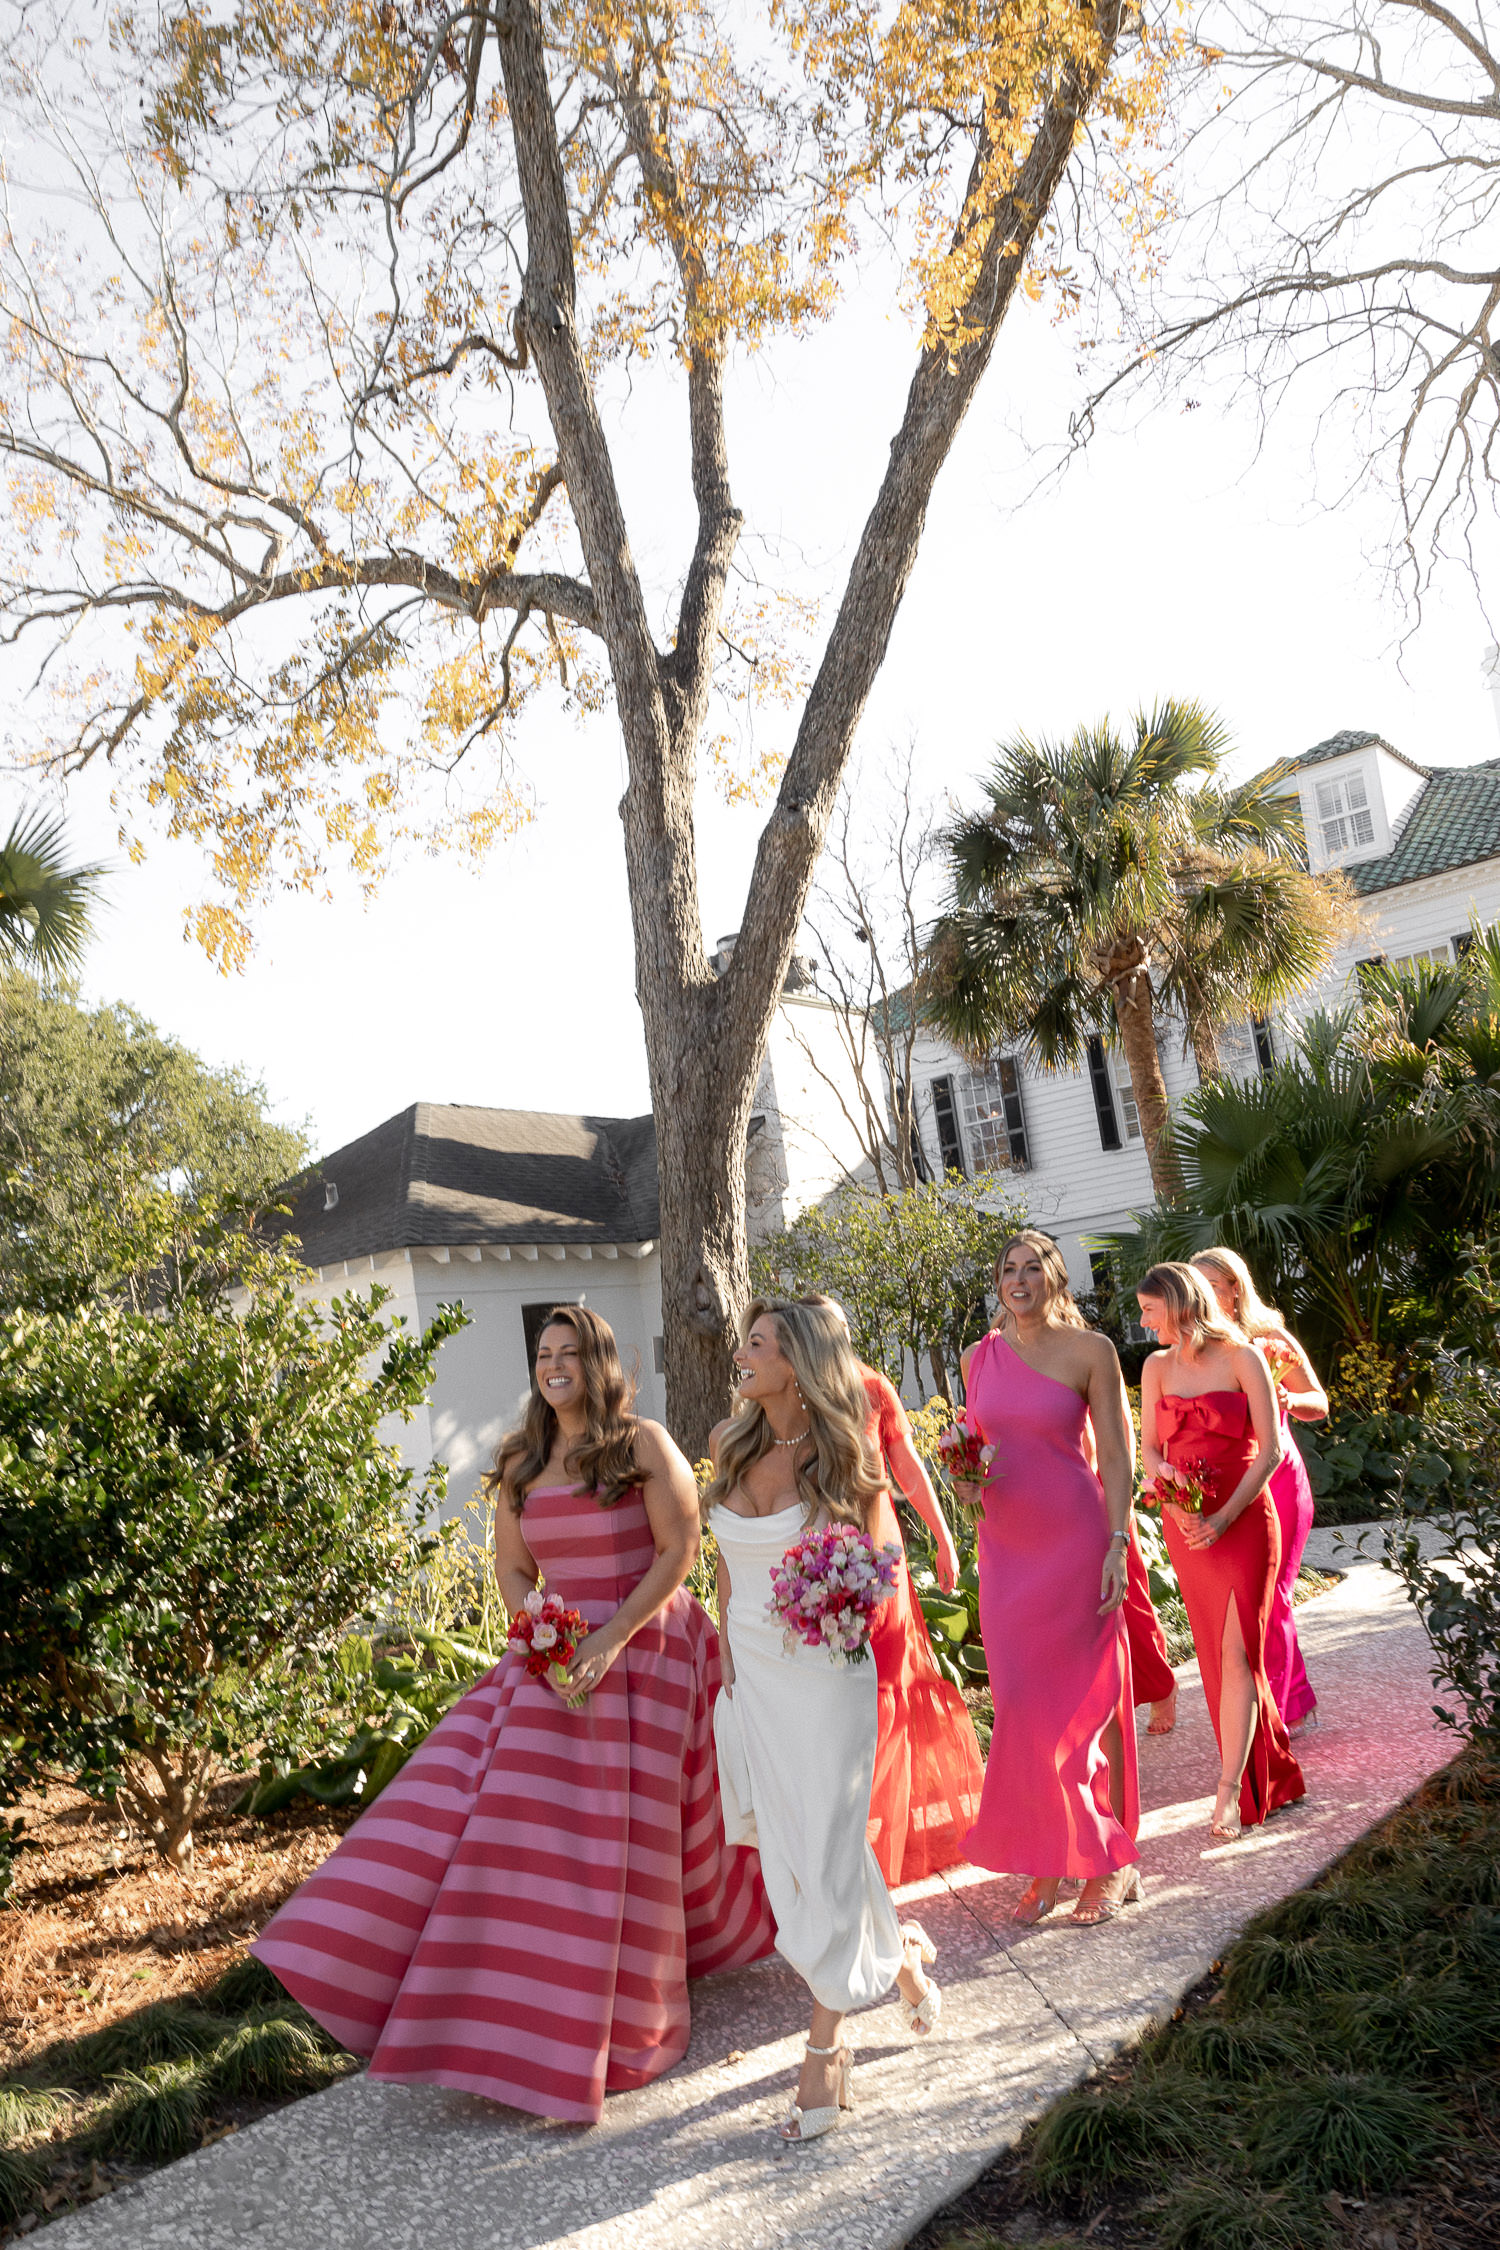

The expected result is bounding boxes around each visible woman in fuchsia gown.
[953,1231,1141,1928]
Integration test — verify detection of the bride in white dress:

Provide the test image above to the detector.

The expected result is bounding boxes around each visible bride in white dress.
[704,1298,941,2144]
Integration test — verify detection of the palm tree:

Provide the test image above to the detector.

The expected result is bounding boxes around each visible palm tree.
[0,808,103,976]
[925,701,1355,1199]
[1102,948,1500,1369]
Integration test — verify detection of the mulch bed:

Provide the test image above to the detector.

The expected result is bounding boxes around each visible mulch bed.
[2,1780,358,2077]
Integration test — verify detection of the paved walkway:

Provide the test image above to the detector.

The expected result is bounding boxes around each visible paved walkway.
[44,1541,1451,2250]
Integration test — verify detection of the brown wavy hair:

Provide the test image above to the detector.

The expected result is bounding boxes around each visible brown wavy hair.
[700,1297,884,1531]
[484,1304,642,1513]
[1136,1262,1245,1354]
[993,1229,1086,1331]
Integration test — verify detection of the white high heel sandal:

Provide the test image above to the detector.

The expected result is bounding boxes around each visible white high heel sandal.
[899,1921,943,2036]
[779,2039,854,2144]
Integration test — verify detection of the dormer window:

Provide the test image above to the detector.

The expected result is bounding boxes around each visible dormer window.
[1314,770,1375,856]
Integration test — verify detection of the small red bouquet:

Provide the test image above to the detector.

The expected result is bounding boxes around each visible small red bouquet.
[1140,1461,1214,1516]
[508,1591,591,1705]
[938,1421,997,1493]
[1259,1338,1297,1403]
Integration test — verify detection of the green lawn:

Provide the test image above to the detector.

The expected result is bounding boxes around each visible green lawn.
[911,1747,1500,2250]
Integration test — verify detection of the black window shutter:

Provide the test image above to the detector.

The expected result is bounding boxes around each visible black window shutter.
[929,1076,966,1175]
[997,1056,1030,1167]
[1086,1036,1123,1152]
[1251,1018,1276,1075]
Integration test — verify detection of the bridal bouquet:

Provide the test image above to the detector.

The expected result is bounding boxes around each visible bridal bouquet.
[1140,1461,1214,1517]
[508,1591,591,1704]
[937,1421,997,1494]
[766,1524,900,1666]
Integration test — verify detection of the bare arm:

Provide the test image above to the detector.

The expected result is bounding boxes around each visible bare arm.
[493,1499,542,1617]
[1272,1330,1329,1422]
[883,1394,960,1593]
[1087,1339,1134,1615]
[1139,1353,1166,1480]
[561,1422,701,1695]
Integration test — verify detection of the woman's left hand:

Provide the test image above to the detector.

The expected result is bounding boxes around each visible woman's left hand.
[1179,1506,1232,1552]
[559,1626,624,1699]
[1098,1544,1128,1616]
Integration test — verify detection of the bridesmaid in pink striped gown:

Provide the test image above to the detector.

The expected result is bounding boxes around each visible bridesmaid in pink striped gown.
[253,1306,773,2123]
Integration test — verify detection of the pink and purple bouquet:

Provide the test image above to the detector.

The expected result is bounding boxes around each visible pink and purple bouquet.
[508,1591,591,1704]
[766,1524,901,1666]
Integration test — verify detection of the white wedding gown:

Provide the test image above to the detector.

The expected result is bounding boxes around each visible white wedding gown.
[710,1502,904,2013]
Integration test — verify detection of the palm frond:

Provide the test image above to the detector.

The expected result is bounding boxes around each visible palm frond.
[0,808,104,975]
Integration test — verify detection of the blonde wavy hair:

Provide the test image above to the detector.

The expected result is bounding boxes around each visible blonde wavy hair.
[1137,1262,1246,1354]
[1190,1247,1284,1341]
[701,1297,884,1531]
[993,1229,1086,1331]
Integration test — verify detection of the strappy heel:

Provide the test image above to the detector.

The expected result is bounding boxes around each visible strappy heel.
[899,1921,943,2035]
[1011,1879,1060,1926]
[779,2039,853,2144]
[1069,1867,1145,1926]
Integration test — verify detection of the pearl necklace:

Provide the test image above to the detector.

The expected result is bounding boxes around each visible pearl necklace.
[770,1426,813,1448]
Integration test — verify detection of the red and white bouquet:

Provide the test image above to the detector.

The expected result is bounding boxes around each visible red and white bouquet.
[508,1591,591,1705]
[937,1421,998,1494]
[1140,1460,1214,1517]
[766,1523,901,1666]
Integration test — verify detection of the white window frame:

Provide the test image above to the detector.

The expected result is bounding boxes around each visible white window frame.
[957,1057,1030,1171]
[1386,942,1452,975]
[1111,1051,1143,1141]
[1314,769,1376,858]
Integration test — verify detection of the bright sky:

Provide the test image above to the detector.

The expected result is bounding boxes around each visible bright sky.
[43,260,1500,1161]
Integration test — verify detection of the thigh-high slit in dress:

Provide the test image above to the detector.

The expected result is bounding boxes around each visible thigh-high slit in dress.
[1154,1393,1306,1827]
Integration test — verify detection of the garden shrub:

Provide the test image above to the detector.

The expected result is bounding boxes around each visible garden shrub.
[1026,2079,1220,2199]
[1247,2071,1446,2193]
[1150,2172,1330,2250]
[0,1269,465,1865]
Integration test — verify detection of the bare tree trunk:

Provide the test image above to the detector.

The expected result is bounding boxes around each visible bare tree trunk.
[1109,958,1184,1202]
[494,0,1129,1448]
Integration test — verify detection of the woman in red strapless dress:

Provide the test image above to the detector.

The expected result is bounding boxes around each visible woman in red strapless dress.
[1137,1263,1305,1841]
[792,1295,986,1883]
[253,1307,772,2124]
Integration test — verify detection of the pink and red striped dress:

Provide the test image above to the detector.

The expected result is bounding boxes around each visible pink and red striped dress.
[252,1486,774,2123]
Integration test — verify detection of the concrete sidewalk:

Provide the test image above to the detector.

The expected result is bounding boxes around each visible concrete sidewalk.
[40,1550,1451,2250]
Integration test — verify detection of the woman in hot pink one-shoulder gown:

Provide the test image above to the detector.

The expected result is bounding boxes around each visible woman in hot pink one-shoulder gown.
[952,1231,1142,1929]
[253,1307,773,2124]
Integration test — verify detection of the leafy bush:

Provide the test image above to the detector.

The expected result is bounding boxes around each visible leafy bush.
[244,1623,500,1815]
[0,1270,465,1865]
[752,1172,1026,1402]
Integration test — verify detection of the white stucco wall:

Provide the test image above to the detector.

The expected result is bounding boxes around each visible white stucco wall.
[293,1246,664,1519]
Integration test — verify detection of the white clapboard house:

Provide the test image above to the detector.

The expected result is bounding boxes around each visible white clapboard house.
[280,727,1500,1500]
[903,729,1500,1293]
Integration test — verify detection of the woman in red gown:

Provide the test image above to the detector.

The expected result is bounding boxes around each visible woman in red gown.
[1191,1248,1327,1732]
[798,1295,985,1884]
[1137,1263,1305,1841]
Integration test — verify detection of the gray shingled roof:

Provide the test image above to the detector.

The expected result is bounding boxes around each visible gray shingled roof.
[1295,730,1431,777]
[1346,755,1500,896]
[277,1104,659,1267]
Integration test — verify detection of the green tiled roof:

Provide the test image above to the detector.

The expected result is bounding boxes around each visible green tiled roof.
[1350,756,1500,896]
[1296,729,1429,777]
